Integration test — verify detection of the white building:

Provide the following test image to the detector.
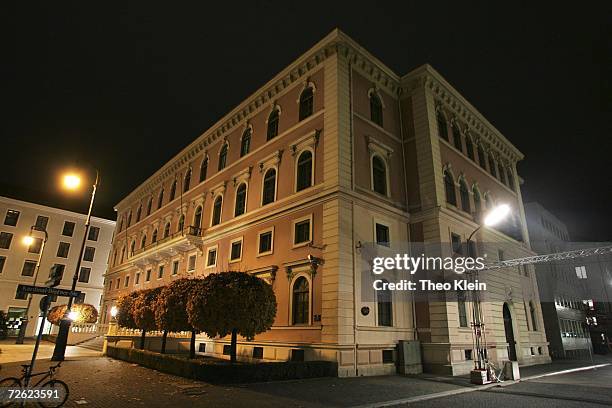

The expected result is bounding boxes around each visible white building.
[0,196,115,337]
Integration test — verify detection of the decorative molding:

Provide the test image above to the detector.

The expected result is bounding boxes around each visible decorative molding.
[232,166,252,186]
[258,150,284,173]
[284,256,323,281]
[366,135,394,158]
[250,265,279,285]
[290,129,321,157]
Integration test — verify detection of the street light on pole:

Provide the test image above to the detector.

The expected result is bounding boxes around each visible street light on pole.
[15,225,49,344]
[467,203,511,378]
[52,169,99,361]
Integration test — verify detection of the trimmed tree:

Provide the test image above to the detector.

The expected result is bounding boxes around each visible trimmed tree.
[132,287,163,350]
[187,271,277,364]
[115,291,140,330]
[46,303,98,325]
[155,278,203,357]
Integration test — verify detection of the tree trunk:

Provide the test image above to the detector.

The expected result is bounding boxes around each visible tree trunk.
[161,330,168,354]
[190,330,196,359]
[230,328,238,364]
[140,329,146,350]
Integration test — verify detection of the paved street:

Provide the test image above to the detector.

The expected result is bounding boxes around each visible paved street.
[0,346,610,407]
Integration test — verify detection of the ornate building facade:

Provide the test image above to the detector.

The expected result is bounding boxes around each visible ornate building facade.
[101,29,550,376]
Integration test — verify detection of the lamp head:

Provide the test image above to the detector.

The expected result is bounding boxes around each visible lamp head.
[484,204,511,227]
[62,173,81,190]
[22,235,34,246]
[110,306,118,318]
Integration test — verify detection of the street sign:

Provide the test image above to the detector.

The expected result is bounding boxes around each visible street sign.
[17,284,81,298]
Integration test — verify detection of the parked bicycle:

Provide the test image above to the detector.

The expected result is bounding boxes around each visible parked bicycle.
[0,362,68,407]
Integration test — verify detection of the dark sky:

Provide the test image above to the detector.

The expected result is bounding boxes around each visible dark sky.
[2,2,610,241]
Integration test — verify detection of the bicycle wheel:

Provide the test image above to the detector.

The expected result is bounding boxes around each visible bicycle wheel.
[0,377,22,408]
[36,380,68,408]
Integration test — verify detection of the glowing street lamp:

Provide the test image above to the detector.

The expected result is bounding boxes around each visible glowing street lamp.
[67,310,79,321]
[483,204,511,227]
[110,306,118,318]
[62,173,81,190]
[22,235,35,247]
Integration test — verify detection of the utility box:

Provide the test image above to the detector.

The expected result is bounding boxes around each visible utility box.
[504,361,520,380]
[397,340,423,374]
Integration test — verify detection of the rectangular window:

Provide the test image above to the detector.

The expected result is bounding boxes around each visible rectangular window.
[145,269,151,282]
[124,275,130,287]
[62,221,76,237]
[498,249,505,261]
[78,267,91,283]
[575,266,587,279]
[83,246,95,262]
[0,232,13,249]
[57,242,70,258]
[451,233,462,255]
[50,264,65,281]
[28,238,43,254]
[258,229,273,255]
[35,216,49,230]
[188,255,196,272]
[88,226,100,241]
[172,260,179,275]
[465,349,473,360]
[21,260,37,277]
[15,287,28,300]
[252,346,263,359]
[4,210,20,226]
[116,278,120,289]
[382,350,394,363]
[375,223,390,247]
[293,217,312,246]
[230,239,242,262]
[206,248,217,267]
[458,291,468,327]
[135,272,140,284]
[75,293,85,304]
[158,265,164,279]
[0,256,5,273]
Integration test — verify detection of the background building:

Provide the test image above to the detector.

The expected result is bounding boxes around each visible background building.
[102,29,550,376]
[525,202,593,358]
[0,196,115,337]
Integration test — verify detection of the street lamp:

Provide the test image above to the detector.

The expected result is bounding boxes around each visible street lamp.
[110,306,118,319]
[15,226,49,344]
[52,169,99,361]
[467,204,511,377]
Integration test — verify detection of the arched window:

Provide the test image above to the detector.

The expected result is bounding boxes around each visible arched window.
[218,143,228,171]
[377,279,393,327]
[473,186,482,215]
[296,150,313,192]
[465,137,475,161]
[141,235,147,249]
[372,155,387,196]
[370,92,383,126]
[459,179,470,213]
[199,157,208,182]
[127,211,132,227]
[444,170,457,206]
[498,163,506,185]
[183,169,191,193]
[436,111,448,141]
[170,180,177,201]
[262,168,276,205]
[477,145,487,170]
[292,277,309,325]
[136,205,142,223]
[529,301,537,331]
[163,222,170,238]
[130,240,136,256]
[152,229,158,243]
[193,206,202,230]
[488,156,497,178]
[451,121,463,151]
[234,183,247,217]
[507,168,515,191]
[146,197,153,216]
[158,189,164,209]
[211,195,222,226]
[240,128,251,157]
[298,87,314,120]
[267,109,279,140]
[178,214,185,232]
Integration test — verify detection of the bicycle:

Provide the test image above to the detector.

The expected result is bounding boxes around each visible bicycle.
[0,362,69,407]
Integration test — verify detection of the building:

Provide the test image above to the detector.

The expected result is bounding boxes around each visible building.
[524,202,593,358]
[101,29,550,376]
[0,196,115,337]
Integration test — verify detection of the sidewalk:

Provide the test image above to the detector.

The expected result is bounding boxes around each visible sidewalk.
[0,338,100,365]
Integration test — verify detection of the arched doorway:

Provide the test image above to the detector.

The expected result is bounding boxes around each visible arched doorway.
[503,303,517,361]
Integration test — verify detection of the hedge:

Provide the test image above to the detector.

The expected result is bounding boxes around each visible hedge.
[106,346,337,383]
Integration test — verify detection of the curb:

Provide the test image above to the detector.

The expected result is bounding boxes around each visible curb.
[349,363,611,408]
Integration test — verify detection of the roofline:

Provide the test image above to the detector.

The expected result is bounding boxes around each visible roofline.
[0,195,116,226]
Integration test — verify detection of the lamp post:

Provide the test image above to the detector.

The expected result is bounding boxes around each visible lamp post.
[52,170,99,361]
[15,226,49,344]
[467,204,511,375]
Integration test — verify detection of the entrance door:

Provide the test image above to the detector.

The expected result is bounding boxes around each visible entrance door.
[503,303,517,361]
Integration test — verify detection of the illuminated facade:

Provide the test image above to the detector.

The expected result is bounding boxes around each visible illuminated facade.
[102,29,550,375]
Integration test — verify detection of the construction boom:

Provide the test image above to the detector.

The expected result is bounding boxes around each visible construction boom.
[468,244,612,380]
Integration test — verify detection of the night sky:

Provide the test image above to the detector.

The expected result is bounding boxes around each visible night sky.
[2,2,610,241]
